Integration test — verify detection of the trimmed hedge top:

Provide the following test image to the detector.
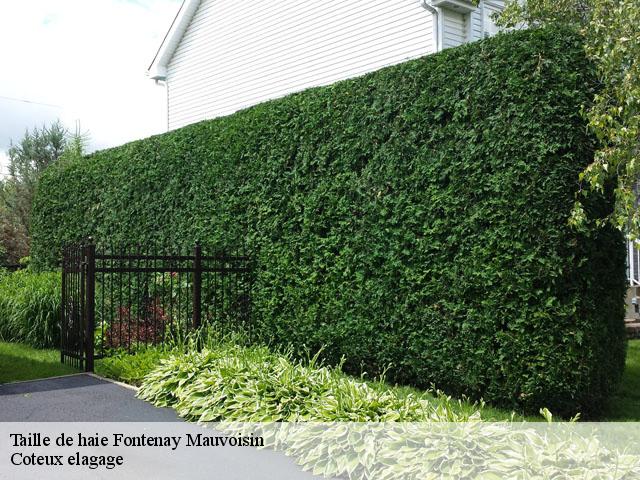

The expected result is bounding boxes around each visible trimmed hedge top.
[32,27,626,416]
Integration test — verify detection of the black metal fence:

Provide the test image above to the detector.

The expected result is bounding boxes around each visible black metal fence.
[61,243,87,370]
[61,241,253,371]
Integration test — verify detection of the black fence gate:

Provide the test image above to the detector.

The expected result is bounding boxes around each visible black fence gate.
[61,241,253,372]
[61,243,92,370]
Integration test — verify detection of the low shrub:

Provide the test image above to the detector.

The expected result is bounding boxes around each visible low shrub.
[0,269,61,348]
[103,308,165,350]
[96,347,170,386]
[97,327,250,385]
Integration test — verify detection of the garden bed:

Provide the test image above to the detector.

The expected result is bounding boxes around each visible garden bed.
[97,339,640,422]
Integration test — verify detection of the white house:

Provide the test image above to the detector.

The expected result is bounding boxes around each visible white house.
[147,1,640,337]
[626,243,640,334]
[148,0,504,131]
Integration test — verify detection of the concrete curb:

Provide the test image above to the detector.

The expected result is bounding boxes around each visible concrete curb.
[2,372,139,394]
[87,372,139,392]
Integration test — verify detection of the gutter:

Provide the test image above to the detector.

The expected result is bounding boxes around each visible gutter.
[148,0,201,81]
[421,0,441,52]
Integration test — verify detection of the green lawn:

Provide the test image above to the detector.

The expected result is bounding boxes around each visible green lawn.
[603,339,640,421]
[0,341,78,384]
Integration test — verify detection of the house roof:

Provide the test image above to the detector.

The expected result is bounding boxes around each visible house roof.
[148,0,201,80]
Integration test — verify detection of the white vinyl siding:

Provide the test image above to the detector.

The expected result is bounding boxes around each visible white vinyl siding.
[441,9,467,49]
[163,0,504,130]
[468,7,484,42]
[167,0,434,130]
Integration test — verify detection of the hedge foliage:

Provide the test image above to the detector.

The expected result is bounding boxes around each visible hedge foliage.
[31,27,627,416]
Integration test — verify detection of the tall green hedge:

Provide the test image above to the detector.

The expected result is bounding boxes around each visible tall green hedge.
[32,27,627,416]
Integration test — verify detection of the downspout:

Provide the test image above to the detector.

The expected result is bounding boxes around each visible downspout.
[421,0,440,52]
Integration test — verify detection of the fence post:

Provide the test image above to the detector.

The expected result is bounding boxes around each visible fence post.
[193,243,202,330]
[60,245,66,364]
[248,256,254,343]
[84,242,96,373]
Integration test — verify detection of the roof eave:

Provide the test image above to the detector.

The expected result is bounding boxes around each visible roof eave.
[147,0,201,80]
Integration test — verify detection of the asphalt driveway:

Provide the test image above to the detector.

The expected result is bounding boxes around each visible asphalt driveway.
[0,374,323,479]
[0,374,178,422]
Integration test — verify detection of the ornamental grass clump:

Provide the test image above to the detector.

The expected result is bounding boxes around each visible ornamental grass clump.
[0,269,61,348]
